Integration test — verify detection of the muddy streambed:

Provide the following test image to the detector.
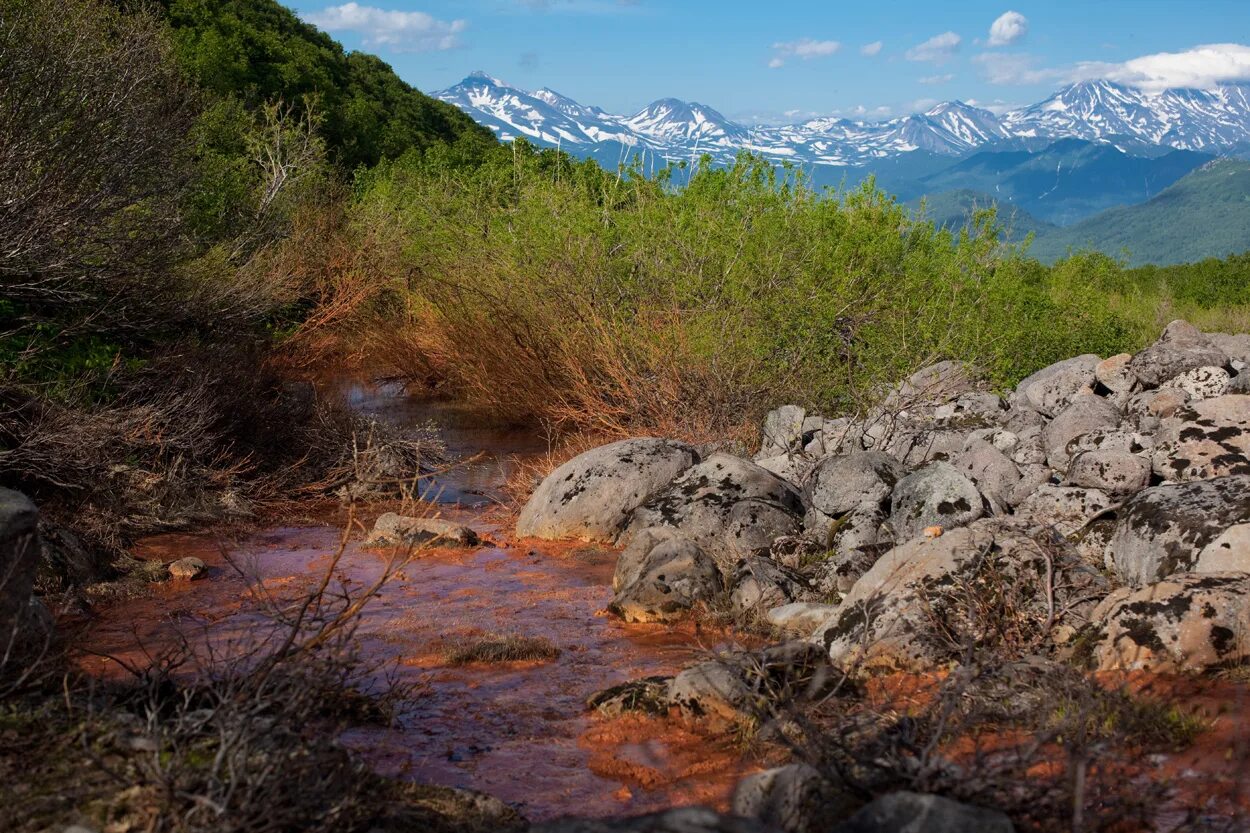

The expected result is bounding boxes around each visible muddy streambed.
[78,382,760,822]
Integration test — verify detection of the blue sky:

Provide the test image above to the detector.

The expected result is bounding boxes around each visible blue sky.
[292,1,1250,122]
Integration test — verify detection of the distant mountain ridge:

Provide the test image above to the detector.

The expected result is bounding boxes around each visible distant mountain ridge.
[435,73,1250,168]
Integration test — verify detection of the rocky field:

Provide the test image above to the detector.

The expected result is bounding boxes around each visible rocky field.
[513,319,1250,832]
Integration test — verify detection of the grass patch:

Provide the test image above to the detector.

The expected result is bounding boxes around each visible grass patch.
[443,634,561,666]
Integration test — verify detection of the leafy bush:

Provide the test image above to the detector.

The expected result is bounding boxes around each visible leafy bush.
[348,143,1143,437]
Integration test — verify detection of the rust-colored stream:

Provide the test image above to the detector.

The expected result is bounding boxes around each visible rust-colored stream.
[76,382,760,822]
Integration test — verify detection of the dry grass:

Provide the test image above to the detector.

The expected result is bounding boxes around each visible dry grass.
[443,634,561,666]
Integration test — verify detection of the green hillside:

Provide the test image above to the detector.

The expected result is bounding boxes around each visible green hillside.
[1029,159,1250,266]
[156,0,495,169]
[915,139,1209,226]
[909,189,1056,240]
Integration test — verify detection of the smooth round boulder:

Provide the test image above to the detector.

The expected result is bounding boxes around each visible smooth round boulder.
[610,538,722,623]
[1107,475,1250,585]
[835,792,1014,833]
[889,462,984,542]
[624,454,804,570]
[1160,366,1231,401]
[516,438,696,542]
[1065,450,1151,497]
[1041,394,1122,470]
[1014,354,1100,417]
[804,452,904,519]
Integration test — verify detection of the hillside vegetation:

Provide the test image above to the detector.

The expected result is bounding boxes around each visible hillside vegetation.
[1029,159,1250,265]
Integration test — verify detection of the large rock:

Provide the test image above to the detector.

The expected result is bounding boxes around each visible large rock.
[1014,354,1100,417]
[832,792,1013,833]
[1151,395,1250,482]
[729,556,809,616]
[759,405,808,459]
[365,513,480,547]
[733,764,859,833]
[625,454,804,572]
[517,438,697,542]
[813,524,996,669]
[889,462,984,542]
[1127,320,1228,387]
[805,452,904,519]
[1040,395,1122,470]
[611,538,722,623]
[1065,450,1151,497]
[1015,485,1114,537]
[1160,366,1231,401]
[956,438,1021,510]
[533,808,769,833]
[1107,476,1250,585]
[1084,573,1250,672]
[0,489,40,646]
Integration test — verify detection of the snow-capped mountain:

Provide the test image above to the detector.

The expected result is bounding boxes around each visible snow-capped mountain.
[433,72,1250,168]
[1004,80,1250,152]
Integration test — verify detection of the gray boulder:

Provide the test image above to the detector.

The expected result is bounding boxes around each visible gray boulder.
[805,452,905,519]
[516,438,697,542]
[1015,485,1115,537]
[1040,395,1122,470]
[625,454,804,573]
[1065,450,1151,497]
[1151,395,1250,482]
[932,392,1006,429]
[759,405,808,459]
[1207,332,1250,368]
[611,538,722,623]
[1127,320,1228,387]
[733,764,859,833]
[814,524,996,669]
[833,792,1013,833]
[889,462,984,542]
[730,556,810,616]
[1107,476,1250,585]
[0,489,40,646]
[956,438,1022,510]
[1014,354,1100,417]
[1127,387,1190,419]
[1085,573,1250,672]
[766,602,841,635]
[366,513,481,547]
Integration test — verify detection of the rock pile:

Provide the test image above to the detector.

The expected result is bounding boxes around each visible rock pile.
[518,321,1250,674]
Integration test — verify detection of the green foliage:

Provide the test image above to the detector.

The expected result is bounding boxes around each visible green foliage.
[351,142,1147,431]
[156,0,495,171]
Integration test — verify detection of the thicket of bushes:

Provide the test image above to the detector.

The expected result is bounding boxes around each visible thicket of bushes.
[341,142,1204,438]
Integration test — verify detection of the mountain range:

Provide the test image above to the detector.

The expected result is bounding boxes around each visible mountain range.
[435,73,1250,168]
[435,73,1250,264]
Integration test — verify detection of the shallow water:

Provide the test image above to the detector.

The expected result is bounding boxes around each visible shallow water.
[78,381,758,821]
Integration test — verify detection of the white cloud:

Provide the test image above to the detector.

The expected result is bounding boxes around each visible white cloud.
[987,11,1028,47]
[304,3,465,51]
[974,42,1250,91]
[911,97,939,112]
[906,31,961,64]
[1081,43,1250,92]
[860,40,883,57]
[769,37,841,68]
[919,73,954,85]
